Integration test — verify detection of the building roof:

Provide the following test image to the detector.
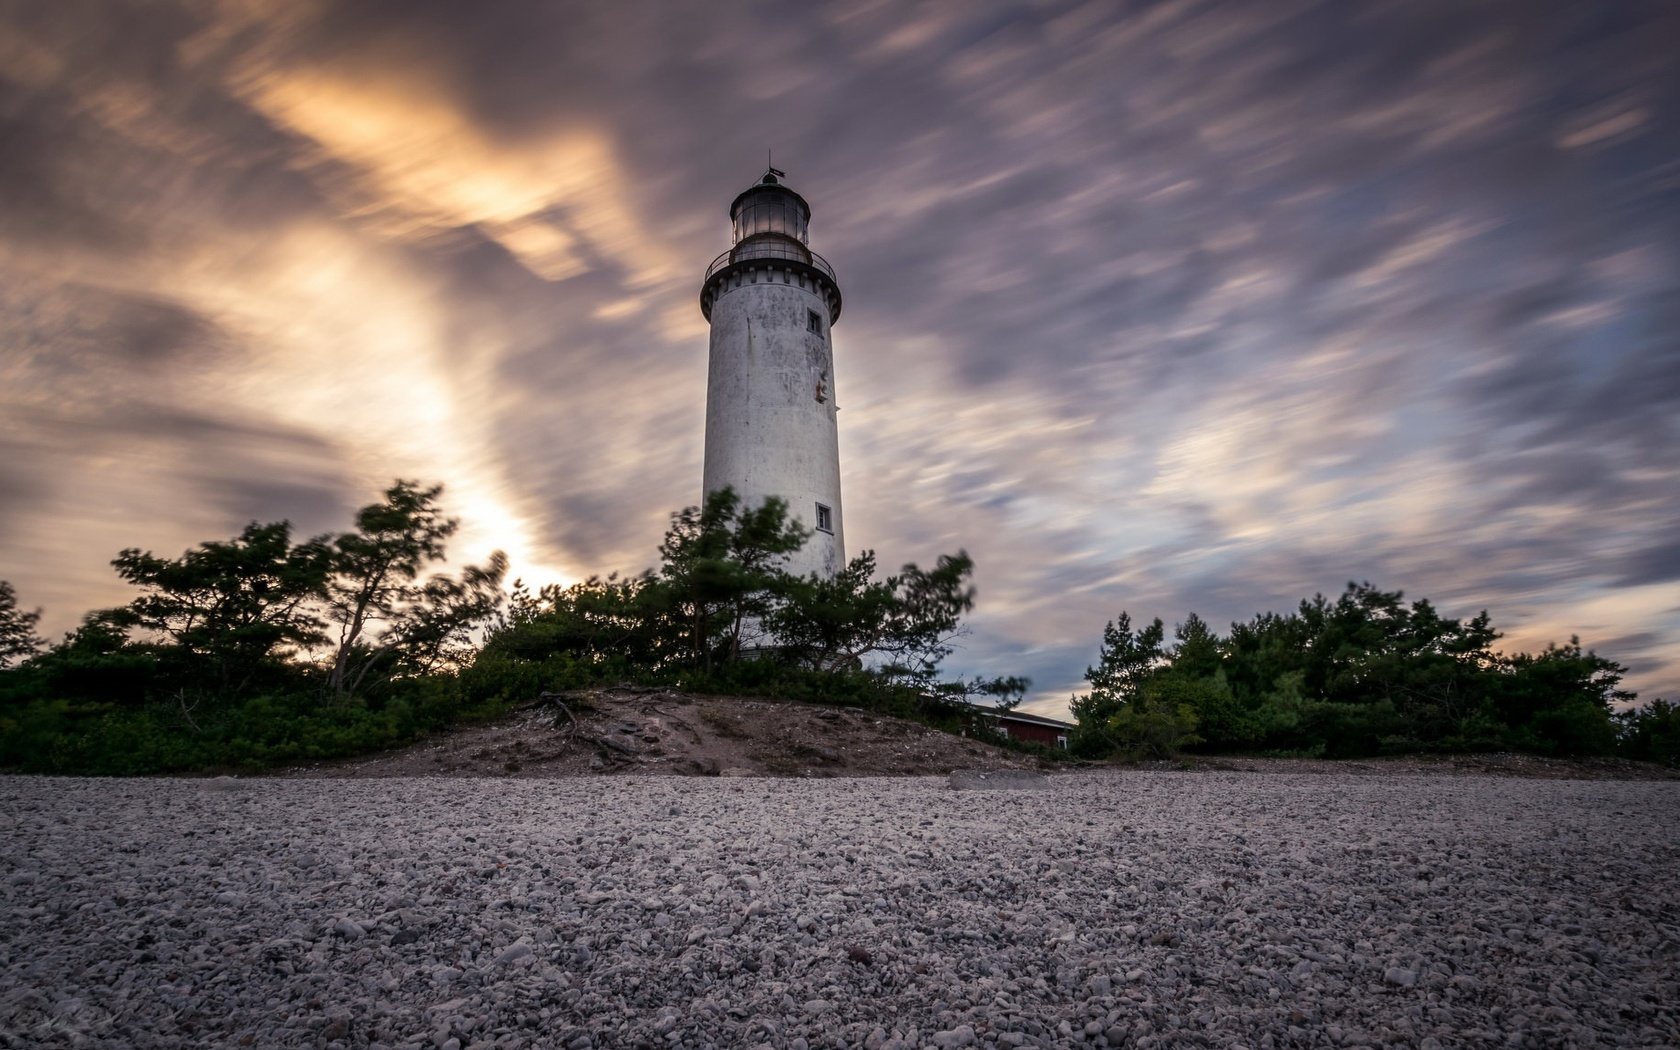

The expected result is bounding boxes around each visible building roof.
[976,707,1073,731]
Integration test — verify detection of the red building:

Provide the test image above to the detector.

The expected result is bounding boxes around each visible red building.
[984,709,1072,749]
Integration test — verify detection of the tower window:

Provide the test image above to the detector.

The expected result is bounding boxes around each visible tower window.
[815,503,833,533]
[808,310,823,333]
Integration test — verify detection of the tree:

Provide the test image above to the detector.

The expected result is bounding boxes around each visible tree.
[1069,612,1167,756]
[1072,613,1165,722]
[472,494,989,714]
[769,549,977,686]
[111,521,331,688]
[1169,613,1223,679]
[0,581,44,669]
[871,553,978,688]
[656,488,808,671]
[487,572,663,671]
[323,481,459,700]
[1292,584,1500,722]
[1154,614,1249,748]
[766,550,899,672]
[1107,681,1203,758]
[1495,637,1626,755]
[382,552,510,676]
[1617,698,1680,767]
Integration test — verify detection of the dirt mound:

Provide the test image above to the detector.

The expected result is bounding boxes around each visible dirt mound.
[280,686,1045,779]
[273,691,1675,782]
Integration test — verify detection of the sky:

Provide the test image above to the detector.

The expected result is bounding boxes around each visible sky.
[2,0,1677,715]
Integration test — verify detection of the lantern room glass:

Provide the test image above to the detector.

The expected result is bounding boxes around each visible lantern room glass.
[732,187,809,245]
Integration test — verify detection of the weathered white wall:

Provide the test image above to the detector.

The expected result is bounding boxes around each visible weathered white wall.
[703,268,844,579]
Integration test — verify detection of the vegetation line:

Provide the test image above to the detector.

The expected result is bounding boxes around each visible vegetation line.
[0,482,1673,774]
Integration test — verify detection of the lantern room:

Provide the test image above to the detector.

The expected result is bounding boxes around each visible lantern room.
[730,168,811,246]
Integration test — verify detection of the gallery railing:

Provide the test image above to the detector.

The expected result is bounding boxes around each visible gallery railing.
[704,242,838,286]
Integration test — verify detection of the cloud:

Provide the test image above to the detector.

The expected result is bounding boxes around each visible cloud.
[0,0,1676,707]
[238,64,671,286]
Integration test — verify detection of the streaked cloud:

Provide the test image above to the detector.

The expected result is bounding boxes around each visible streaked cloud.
[1,0,1675,711]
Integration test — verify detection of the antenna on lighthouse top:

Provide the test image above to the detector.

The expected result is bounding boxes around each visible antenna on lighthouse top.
[763,149,786,184]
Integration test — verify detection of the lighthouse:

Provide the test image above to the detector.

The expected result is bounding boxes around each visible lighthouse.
[700,167,845,579]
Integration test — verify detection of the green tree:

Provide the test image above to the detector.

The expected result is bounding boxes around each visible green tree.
[110,521,331,690]
[475,497,987,712]
[1223,610,1312,715]
[382,552,510,676]
[1170,613,1223,679]
[766,550,899,673]
[1108,682,1203,758]
[323,481,459,700]
[0,581,44,669]
[773,550,978,687]
[1216,583,1514,753]
[1294,584,1500,726]
[1069,612,1166,756]
[1156,614,1250,747]
[488,573,662,671]
[874,553,978,688]
[1084,613,1166,705]
[1072,613,1164,719]
[1495,638,1626,755]
[1617,698,1680,767]
[656,488,808,671]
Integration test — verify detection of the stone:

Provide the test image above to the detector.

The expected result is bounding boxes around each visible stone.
[1384,967,1418,988]
[946,769,1050,790]
[493,944,533,966]
[331,918,366,940]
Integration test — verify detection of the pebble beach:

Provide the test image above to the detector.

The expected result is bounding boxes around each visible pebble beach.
[3,772,1676,1048]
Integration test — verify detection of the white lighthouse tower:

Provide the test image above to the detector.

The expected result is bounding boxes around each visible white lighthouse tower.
[700,166,845,579]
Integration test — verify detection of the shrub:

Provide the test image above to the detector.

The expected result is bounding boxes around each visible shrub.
[1106,701,1201,759]
[1617,698,1680,766]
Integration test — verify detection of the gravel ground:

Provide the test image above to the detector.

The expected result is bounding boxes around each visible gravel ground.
[3,773,1677,1049]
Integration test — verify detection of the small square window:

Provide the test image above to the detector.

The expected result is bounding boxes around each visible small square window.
[815,503,832,533]
[807,310,823,333]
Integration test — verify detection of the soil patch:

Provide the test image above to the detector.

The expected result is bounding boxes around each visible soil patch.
[278,686,1045,779]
